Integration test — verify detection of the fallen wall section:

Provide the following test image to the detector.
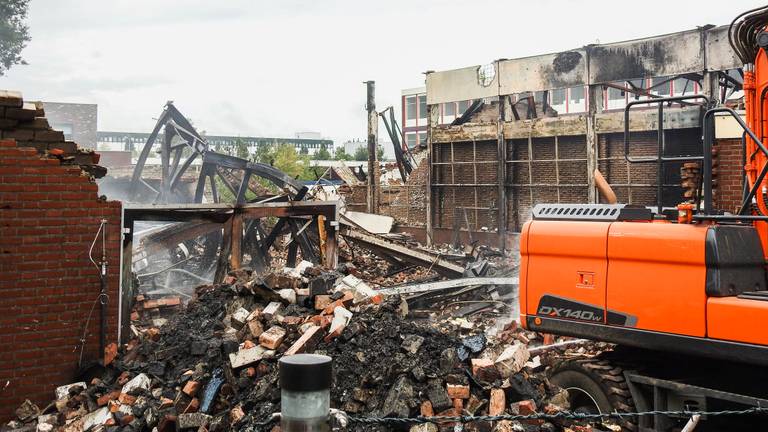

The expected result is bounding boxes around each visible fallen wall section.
[0,92,122,422]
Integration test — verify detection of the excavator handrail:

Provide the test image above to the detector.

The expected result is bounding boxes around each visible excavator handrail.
[623,94,711,214]
[701,107,768,217]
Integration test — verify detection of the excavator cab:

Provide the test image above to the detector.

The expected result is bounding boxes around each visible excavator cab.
[519,6,768,431]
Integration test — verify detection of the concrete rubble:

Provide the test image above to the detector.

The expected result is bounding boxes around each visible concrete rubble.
[3,237,613,432]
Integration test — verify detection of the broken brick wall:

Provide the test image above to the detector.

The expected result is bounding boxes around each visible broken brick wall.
[714,138,744,213]
[0,91,122,422]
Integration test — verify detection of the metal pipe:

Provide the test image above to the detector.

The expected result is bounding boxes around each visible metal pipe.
[365,81,378,214]
[280,354,332,432]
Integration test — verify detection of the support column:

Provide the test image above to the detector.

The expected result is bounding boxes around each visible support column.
[586,84,601,203]
[496,92,507,250]
[365,81,378,214]
[426,100,437,246]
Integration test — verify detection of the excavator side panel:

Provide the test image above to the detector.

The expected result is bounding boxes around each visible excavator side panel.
[708,297,768,345]
[524,220,609,325]
[606,222,708,337]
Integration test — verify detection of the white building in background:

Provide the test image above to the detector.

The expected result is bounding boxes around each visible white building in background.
[342,138,394,161]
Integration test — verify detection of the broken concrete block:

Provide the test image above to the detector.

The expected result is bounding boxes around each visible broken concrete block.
[230,307,250,329]
[262,302,282,320]
[489,388,506,416]
[446,384,470,399]
[325,306,353,341]
[284,325,323,356]
[278,288,297,304]
[283,260,313,278]
[55,382,86,400]
[338,274,380,304]
[177,412,211,429]
[121,373,151,395]
[401,334,425,354]
[82,407,112,431]
[494,343,530,378]
[248,320,264,338]
[259,326,287,350]
[228,346,264,369]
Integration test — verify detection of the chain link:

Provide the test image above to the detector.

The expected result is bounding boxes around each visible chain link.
[244,407,768,430]
[347,406,768,426]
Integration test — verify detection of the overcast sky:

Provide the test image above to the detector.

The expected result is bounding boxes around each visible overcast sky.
[1,0,766,145]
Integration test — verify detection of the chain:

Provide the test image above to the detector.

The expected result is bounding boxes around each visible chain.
[242,407,768,430]
[346,406,768,426]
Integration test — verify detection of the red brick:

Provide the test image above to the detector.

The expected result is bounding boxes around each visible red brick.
[489,388,505,416]
[446,384,470,399]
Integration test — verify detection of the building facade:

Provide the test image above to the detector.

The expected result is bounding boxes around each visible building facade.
[418,24,744,247]
[41,102,98,148]
[97,131,334,159]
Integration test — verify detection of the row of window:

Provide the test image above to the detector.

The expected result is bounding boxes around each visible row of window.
[404,76,704,125]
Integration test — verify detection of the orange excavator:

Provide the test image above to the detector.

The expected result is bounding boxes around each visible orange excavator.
[520,6,768,431]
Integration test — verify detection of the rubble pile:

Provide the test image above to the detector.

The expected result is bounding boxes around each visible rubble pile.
[4,262,611,432]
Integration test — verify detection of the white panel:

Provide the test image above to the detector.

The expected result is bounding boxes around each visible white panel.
[498,50,586,95]
[426,66,498,105]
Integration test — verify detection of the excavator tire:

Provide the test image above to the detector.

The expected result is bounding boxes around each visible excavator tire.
[549,357,637,431]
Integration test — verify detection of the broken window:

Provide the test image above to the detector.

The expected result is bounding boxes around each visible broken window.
[418,132,427,145]
[652,76,671,97]
[569,86,584,103]
[405,132,418,148]
[444,102,456,117]
[628,79,646,100]
[551,88,566,106]
[673,77,695,95]
[457,100,470,115]
[406,96,417,120]
[418,95,427,120]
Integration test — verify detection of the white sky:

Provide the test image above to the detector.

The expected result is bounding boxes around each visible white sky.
[1,0,765,145]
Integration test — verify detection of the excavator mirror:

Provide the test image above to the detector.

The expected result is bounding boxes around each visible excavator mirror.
[758,31,768,49]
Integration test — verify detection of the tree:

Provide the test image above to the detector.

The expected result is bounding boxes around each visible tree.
[334,147,351,161]
[353,146,368,161]
[314,143,331,160]
[299,144,308,155]
[377,145,385,161]
[233,137,250,160]
[273,144,311,180]
[0,0,31,76]
[253,141,274,164]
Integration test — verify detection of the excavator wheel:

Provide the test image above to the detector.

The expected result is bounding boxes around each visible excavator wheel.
[549,358,637,431]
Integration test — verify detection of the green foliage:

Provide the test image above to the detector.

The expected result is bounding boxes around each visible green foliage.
[0,0,30,76]
[352,145,385,161]
[334,147,351,161]
[299,144,308,155]
[313,143,331,160]
[273,144,313,180]
[233,137,250,160]
[353,146,368,161]
[253,141,274,164]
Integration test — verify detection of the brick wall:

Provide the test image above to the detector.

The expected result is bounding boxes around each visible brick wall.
[0,91,121,422]
[714,138,744,213]
[41,102,98,149]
